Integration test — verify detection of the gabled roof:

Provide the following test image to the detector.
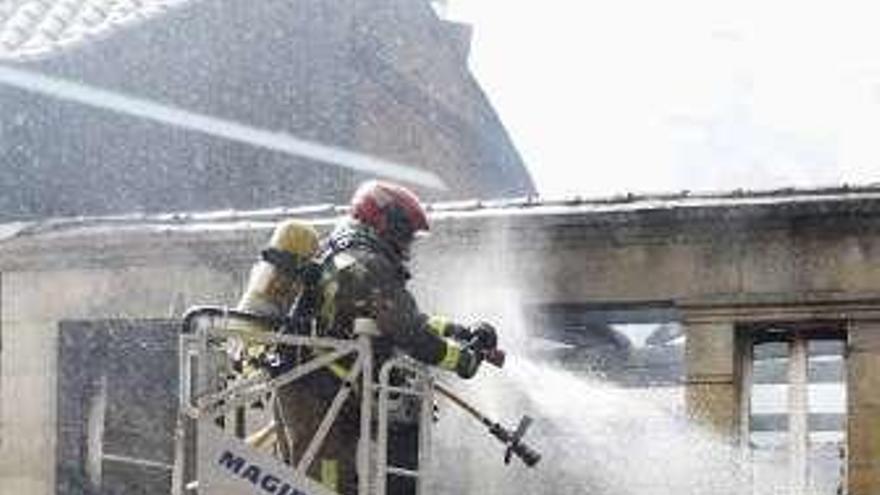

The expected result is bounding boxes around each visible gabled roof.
[0,0,186,60]
[0,0,534,220]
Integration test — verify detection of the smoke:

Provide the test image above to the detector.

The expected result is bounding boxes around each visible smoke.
[415,223,812,495]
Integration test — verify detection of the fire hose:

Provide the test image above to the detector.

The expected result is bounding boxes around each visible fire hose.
[435,383,541,468]
[435,344,542,468]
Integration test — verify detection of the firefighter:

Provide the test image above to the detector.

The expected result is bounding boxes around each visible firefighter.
[274,180,498,494]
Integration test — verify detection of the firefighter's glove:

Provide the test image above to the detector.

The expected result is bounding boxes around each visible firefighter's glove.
[468,322,498,352]
[439,321,473,344]
[455,347,483,379]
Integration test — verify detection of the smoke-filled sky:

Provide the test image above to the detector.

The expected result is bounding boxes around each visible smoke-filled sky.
[448,1,880,197]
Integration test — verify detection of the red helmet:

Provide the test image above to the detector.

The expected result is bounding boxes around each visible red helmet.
[351,180,429,257]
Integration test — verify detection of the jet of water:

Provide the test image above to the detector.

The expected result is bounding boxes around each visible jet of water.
[0,65,447,191]
[422,271,809,494]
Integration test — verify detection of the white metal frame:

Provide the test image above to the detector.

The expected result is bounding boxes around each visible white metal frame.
[173,307,436,495]
[375,356,435,495]
[741,328,848,495]
[788,337,809,493]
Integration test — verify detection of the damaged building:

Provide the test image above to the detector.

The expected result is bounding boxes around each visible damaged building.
[0,1,878,495]
[0,186,879,494]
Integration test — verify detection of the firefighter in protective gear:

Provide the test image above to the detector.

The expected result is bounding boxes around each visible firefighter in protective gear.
[274,180,499,494]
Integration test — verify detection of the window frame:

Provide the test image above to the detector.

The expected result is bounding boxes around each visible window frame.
[739,322,848,494]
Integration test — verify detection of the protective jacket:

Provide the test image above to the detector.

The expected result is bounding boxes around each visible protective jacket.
[274,219,469,495]
[311,219,466,373]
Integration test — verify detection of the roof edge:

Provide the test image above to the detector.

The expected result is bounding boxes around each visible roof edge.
[4,183,880,241]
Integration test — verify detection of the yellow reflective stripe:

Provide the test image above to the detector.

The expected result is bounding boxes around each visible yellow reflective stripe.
[427,315,450,337]
[438,341,461,371]
[245,421,277,449]
[320,459,339,491]
[314,348,353,383]
[328,361,349,381]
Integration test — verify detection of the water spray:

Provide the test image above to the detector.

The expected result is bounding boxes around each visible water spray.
[435,383,541,468]
[0,65,447,190]
[435,344,542,469]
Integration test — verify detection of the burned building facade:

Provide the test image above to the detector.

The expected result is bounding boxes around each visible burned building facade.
[0,186,879,494]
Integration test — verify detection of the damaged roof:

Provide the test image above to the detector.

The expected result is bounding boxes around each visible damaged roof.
[4,184,880,243]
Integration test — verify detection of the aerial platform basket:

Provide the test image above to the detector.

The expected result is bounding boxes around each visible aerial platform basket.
[173,306,436,495]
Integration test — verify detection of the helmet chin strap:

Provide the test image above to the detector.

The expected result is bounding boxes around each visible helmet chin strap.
[395,240,413,261]
[383,229,412,261]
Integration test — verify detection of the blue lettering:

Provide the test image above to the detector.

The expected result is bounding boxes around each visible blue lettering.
[218,451,245,474]
[261,474,280,493]
[278,483,305,495]
[241,464,262,485]
[218,450,309,495]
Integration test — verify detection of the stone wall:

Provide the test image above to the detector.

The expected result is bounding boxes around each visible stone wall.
[0,265,241,494]
[848,320,880,494]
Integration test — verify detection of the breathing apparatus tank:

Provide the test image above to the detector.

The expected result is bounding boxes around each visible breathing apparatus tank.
[229,220,320,365]
[237,219,320,317]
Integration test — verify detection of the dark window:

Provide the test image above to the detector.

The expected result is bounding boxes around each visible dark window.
[56,319,179,495]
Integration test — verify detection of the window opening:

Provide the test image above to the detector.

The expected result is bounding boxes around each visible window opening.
[744,324,847,494]
[528,303,684,411]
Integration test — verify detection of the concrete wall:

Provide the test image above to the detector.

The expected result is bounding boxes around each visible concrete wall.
[682,320,739,438]
[848,320,880,494]
[0,265,241,494]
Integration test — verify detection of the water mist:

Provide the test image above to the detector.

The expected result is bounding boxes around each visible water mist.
[416,237,805,495]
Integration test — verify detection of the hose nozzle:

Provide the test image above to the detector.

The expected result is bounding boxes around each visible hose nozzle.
[482,348,506,368]
[488,415,542,468]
